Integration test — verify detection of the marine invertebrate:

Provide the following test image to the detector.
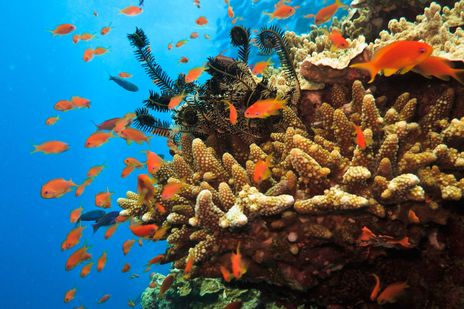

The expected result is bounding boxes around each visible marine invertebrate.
[119,75,464,306]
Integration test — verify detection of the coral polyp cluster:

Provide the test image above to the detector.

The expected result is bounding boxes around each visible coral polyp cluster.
[119,77,464,305]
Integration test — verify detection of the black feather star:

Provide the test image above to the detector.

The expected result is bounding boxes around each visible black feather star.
[133,107,172,137]
[256,25,301,104]
[143,90,171,112]
[230,26,250,64]
[128,28,175,93]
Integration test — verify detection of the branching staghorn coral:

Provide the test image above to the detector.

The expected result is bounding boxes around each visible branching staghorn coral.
[119,77,464,306]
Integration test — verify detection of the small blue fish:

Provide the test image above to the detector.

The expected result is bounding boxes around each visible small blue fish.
[109,75,139,92]
[79,210,106,222]
[92,211,120,233]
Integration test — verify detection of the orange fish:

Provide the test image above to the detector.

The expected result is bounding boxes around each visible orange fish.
[54,99,74,111]
[70,206,83,223]
[194,0,201,8]
[147,254,164,265]
[184,254,195,275]
[95,189,112,208]
[155,202,167,215]
[122,166,135,178]
[190,32,199,39]
[75,178,92,197]
[97,294,111,304]
[137,174,156,203]
[327,29,349,50]
[196,16,208,26]
[370,274,381,301]
[32,141,69,154]
[138,238,143,247]
[65,245,92,271]
[179,56,189,63]
[204,34,211,40]
[413,55,464,84]
[159,274,175,297]
[51,24,76,36]
[94,117,120,131]
[353,125,366,150]
[128,299,136,307]
[72,34,80,44]
[244,97,287,118]
[118,72,132,78]
[359,226,376,242]
[168,93,186,109]
[85,131,113,148]
[161,183,183,200]
[220,265,232,282]
[93,47,108,55]
[83,48,94,62]
[119,127,150,145]
[87,164,105,178]
[350,41,433,83]
[122,263,131,273]
[114,113,136,134]
[45,116,60,125]
[64,288,76,303]
[101,25,112,36]
[264,0,299,20]
[305,0,347,25]
[97,251,107,272]
[149,281,157,288]
[152,224,170,240]
[80,262,93,278]
[115,215,130,223]
[129,224,158,238]
[227,4,234,18]
[123,239,136,255]
[41,178,76,199]
[71,96,91,108]
[104,224,119,240]
[79,33,95,41]
[230,243,247,279]
[120,6,143,16]
[253,155,273,184]
[387,236,413,248]
[252,58,273,75]
[222,100,238,125]
[61,226,85,251]
[408,209,420,223]
[185,66,206,83]
[377,281,409,304]
[168,42,173,50]
[175,39,188,48]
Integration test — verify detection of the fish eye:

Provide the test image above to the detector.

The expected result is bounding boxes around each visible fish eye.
[418,48,426,54]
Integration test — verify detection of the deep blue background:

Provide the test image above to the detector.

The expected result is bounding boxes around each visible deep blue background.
[1,0,345,307]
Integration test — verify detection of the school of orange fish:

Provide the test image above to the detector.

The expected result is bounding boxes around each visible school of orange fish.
[42,0,464,307]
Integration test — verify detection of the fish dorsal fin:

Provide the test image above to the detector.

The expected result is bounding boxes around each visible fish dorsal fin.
[399,65,415,75]
[383,68,398,77]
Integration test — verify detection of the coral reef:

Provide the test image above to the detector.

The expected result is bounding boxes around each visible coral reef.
[141,270,277,309]
[121,80,464,306]
[121,2,464,308]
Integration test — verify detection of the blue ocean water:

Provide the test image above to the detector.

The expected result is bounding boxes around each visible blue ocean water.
[1,0,344,307]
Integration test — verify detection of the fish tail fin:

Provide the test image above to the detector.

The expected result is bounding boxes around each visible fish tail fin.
[31,145,39,154]
[92,224,98,233]
[452,69,464,85]
[336,0,349,8]
[263,12,274,20]
[350,62,378,83]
